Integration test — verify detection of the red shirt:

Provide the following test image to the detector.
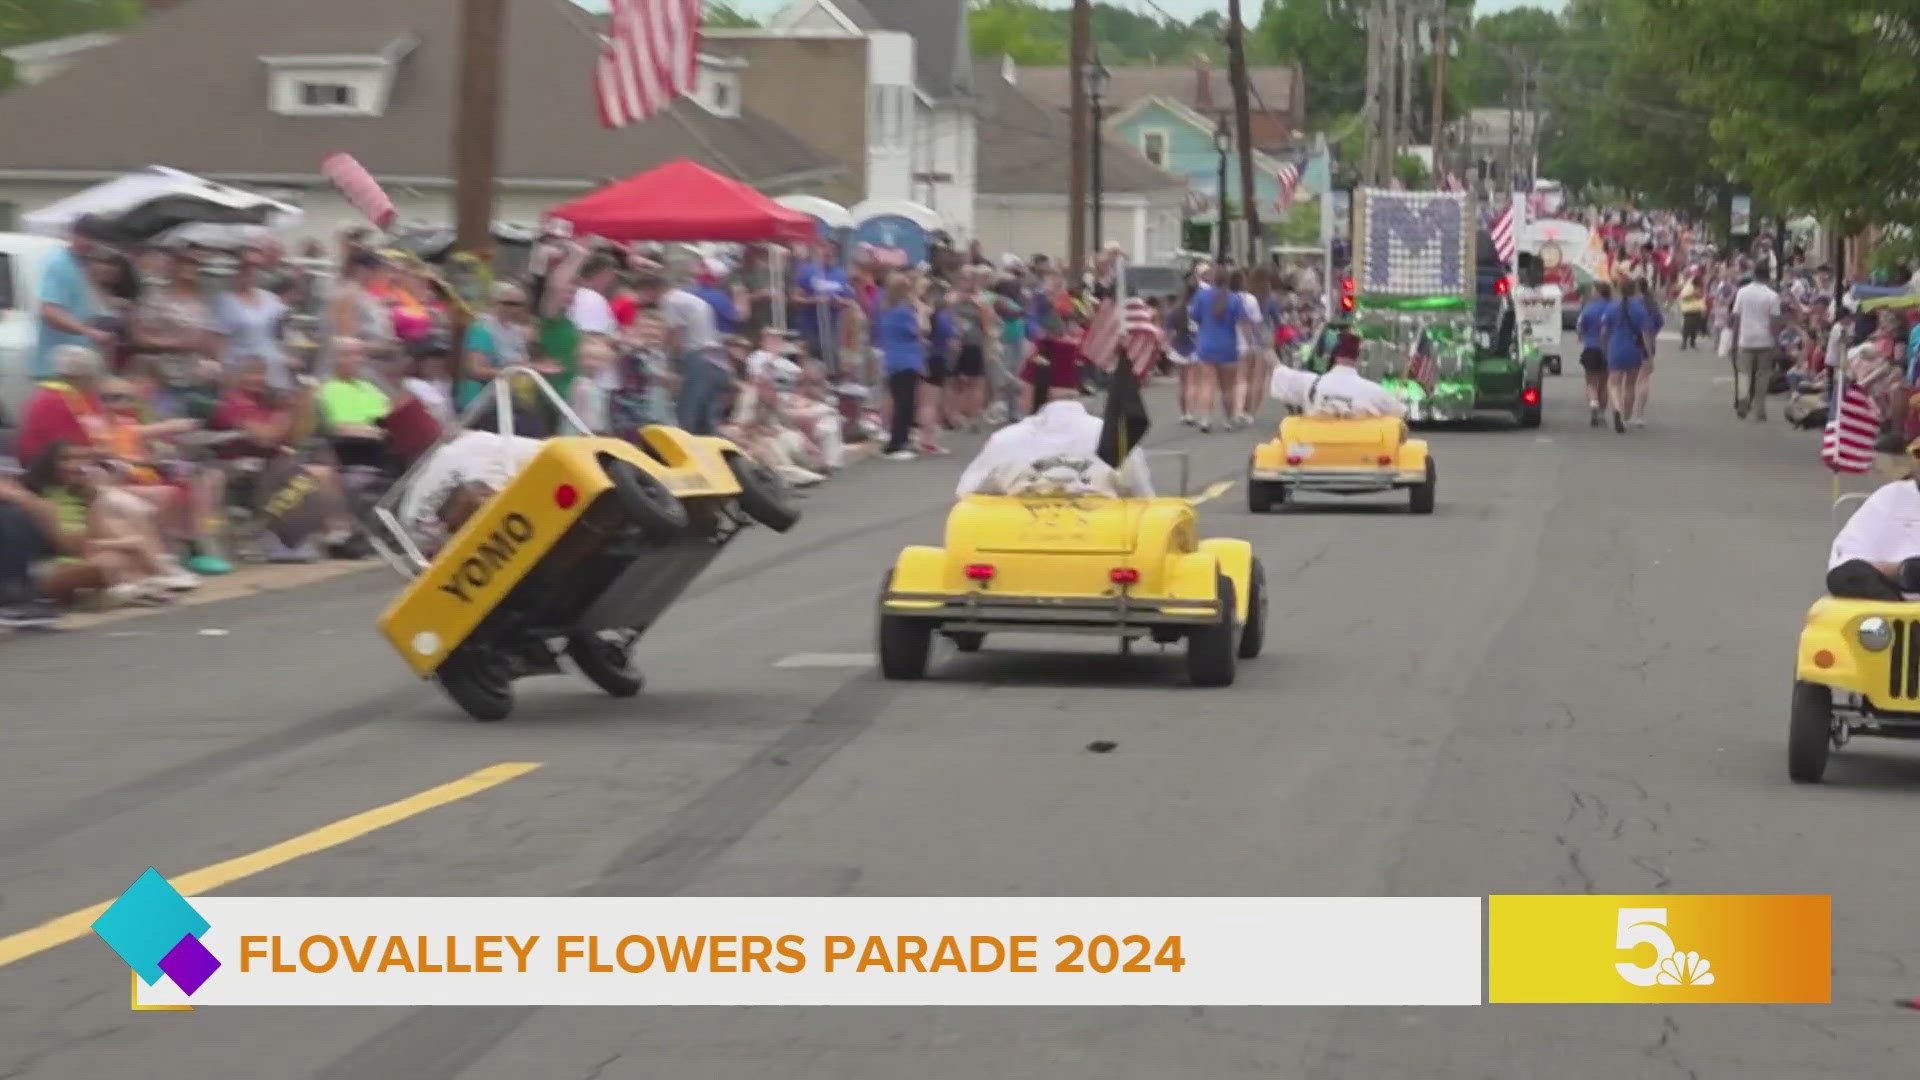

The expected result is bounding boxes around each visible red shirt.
[211,389,288,458]
[15,382,104,468]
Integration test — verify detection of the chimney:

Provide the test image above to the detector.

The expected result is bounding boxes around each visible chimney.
[1194,59,1212,112]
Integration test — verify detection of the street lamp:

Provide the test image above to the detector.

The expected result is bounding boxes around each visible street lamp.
[1085,55,1111,266]
[1213,113,1231,263]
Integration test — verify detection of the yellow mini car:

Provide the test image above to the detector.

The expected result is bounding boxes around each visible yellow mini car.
[1247,415,1434,514]
[371,370,797,721]
[1790,598,1920,782]
[877,492,1265,686]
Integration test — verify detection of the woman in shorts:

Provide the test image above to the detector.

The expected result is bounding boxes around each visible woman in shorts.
[1575,281,1613,426]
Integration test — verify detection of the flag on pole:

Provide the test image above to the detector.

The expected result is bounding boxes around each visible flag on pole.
[320,152,395,230]
[1822,378,1880,474]
[1083,298,1162,379]
[1489,198,1517,266]
[1406,327,1437,394]
[596,0,702,130]
[1275,161,1301,214]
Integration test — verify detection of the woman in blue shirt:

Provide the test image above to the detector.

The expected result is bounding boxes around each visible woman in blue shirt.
[1601,278,1655,433]
[1575,280,1613,426]
[876,275,930,459]
[1187,270,1247,432]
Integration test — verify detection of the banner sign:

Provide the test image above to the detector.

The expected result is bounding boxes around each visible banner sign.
[851,214,927,268]
[1351,189,1476,299]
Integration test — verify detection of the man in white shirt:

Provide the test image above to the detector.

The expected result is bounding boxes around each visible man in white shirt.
[956,383,1155,499]
[397,429,546,557]
[1827,451,1920,599]
[567,255,619,337]
[637,269,728,434]
[1268,332,1407,418]
[1730,266,1784,421]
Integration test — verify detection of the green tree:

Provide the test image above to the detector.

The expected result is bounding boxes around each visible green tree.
[1254,0,1365,118]
[969,0,1069,64]
[0,0,140,89]
[705,2,759,28]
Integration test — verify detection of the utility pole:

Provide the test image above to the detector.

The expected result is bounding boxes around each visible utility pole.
[1394,0,1413,172]
[1068,0,1091,284]
[1380,0,1399,183]
[1363,0,1384,185]
[1429,1,1448,186]
[1226,0,1259,264]
[453,0,506,280]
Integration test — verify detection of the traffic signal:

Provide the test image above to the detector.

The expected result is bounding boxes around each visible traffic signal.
[1339,275,1356,313]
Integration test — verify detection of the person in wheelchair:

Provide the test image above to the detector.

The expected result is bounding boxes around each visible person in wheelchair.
[1828,438,1920,600]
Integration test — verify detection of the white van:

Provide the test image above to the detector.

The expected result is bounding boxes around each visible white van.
[0,232,64,417]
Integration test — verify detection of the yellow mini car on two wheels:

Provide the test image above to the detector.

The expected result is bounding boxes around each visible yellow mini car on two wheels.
[877,490,1265,687]
[371,369,797,721]
[1790,597,1920,782]
[1247,415,1434,514]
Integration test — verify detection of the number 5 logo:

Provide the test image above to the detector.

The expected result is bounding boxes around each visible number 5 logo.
[1614,908,1674,987]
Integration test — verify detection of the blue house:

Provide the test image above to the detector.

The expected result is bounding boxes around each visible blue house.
[1104,95,1291,215]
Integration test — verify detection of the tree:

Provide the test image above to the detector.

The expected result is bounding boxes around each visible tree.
[705,2,759,28]
[0,0,141,89]
[1253,0,1365,118]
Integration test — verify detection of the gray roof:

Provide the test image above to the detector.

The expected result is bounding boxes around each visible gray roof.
[972,61,1181,197]
[1016,63,1299,116]
[830,0,971,101]
[0,0,835,188]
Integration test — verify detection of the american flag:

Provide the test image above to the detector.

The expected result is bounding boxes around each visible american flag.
[596,0,701,130]
[1489,197,1517,265]
[1822,379,1880,474]
[1405,327,1437,394]
[1442,173,1464,193]
[1275,161,1301,213]
[320,152,395,230]
[1083,298,1162,378]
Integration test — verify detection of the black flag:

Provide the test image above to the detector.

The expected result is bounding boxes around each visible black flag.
[1097,350,1150,470]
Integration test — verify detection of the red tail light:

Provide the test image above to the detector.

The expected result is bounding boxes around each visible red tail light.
[1522,387,1540,405]
[1339,296,1356,313]
[1496,276,1510,295]
[1109,567,1140,584]
[964,563,996,581]
[554,483,579,510]
[1377,455,1393,466]
[1285,455,1303,466]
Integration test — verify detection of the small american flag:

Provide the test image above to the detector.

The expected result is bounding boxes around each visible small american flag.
[320,152,395,230]
[1084,298,1162,378]
[1275,162,1301,213]
[1406,327,1437,394]
[1489,198,1517,265]
[596,0,701,130]
[1442,173,1464,193]
[1822,379,1880,474]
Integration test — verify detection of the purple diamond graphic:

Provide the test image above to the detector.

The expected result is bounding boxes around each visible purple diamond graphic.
[157,933,220,995]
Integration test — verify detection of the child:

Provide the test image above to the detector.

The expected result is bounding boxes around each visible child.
[569,337,615,435]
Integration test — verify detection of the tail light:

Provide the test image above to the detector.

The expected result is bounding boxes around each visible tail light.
[1109,567,1140,584]
[1285,455,1303,466]
[1377,455,1393,466]
[554,483,579,510]
[1496,276,1510,295]
[1522,387,1540,405]
[964,563,996,581]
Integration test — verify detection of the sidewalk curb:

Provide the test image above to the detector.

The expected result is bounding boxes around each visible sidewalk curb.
[13,560,378,635]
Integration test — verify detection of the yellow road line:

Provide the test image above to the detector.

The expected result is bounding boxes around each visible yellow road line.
[0,761,541,971]
[1190,479,1236,506]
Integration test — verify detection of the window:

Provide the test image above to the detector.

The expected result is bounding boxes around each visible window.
[713,80,731,112]
[1141,130,1168,167]
[299,81,356,109]
[0,252,13,312]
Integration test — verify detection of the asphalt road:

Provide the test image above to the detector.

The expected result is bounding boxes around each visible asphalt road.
[3,341,1917,1078]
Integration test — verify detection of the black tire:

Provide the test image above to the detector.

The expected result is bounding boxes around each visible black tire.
[1788,681,1833,783]
[878,572,933,680]
[948,631,985,653]
[567,631,644,698]
[437,649,514,721]
[1186,575,1238,687]
[604,457,687,541]
[1248,477,1275,514]
[726,452,800,533]
[1409,458,1436,515]
[1237,558,1267,660]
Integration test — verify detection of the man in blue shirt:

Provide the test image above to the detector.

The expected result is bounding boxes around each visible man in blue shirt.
[32,214,112,379]
[1575,280,1613,427]
[791,242,849,373]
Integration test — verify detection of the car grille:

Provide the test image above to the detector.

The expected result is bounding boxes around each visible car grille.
[1888,620,1920,699]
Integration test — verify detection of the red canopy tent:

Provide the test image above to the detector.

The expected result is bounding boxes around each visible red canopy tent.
[546,159,815,243]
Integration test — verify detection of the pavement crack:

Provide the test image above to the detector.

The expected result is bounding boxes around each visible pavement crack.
[1554,835,1595,893]
[1645,1016,1699,1080]
[1629,854,1673,890]
[580,1053,624,1080]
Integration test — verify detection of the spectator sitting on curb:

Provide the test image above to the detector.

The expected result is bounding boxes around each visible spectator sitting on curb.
[97,377,231,575]
[211,358,358,559]
[780,358,845,474]
[719,365,825,488]
[0,475,69,629]
[24,440,195,607]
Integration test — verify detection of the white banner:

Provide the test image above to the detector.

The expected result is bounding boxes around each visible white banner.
[135,897,1482,1007]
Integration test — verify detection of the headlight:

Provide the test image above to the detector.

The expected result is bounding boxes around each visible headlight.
[1859,616,1893,651]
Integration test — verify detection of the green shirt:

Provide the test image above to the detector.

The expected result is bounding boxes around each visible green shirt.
[537,315,579,399]
[318,379,390,427]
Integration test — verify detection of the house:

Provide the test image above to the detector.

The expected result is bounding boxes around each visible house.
[732,0,977,234]
[973,59,1186,264]
[1012,59,1306,154]
[0,0,839,241]
[1097,92,1294,213]
[1449,107,1543,190]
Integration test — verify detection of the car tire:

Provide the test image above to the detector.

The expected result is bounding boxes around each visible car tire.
[437,648,514,722]
[1409,459,1436,515]
[1788,680,1833,783]
[1186,575,1238,688]
[878,572,932,680]
[1545,355,1562,375]
[1237,558,1267,660]
[726,452,801,533]
[948,631,986,653]
[1248,478,1276,514]
[567,631,644,698]
[603,457,688,541]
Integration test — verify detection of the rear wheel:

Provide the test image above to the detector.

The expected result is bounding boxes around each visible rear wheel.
[1520,390,1543,428]
[1409,459,1436,515]
[1186,575,1238,688]
[437,648,514,721]
[948,631,985,653]
[1237,558,1267,660]
[878,572,933,680]
[603,457,687,541]
[1788,681,1834,783]
[726,452,800,533]
[567,630,644,698]
[1248,479,1277,514]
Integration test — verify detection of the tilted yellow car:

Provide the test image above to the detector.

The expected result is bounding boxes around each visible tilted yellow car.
[371,370,797,721]
[1247,415,1435,514]
[1790,598,1920,782]
[877,491,1265,686]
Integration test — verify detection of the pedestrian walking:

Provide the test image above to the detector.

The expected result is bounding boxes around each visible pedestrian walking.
[1187,268,1249,432]
[1678,272,1707,350]
[1731,265,1784,421]
[1577,281,1612,426]
[1603,278,1656,433]
[877,275,929,460]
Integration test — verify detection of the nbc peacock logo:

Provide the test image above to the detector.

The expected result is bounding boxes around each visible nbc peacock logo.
[1614,907,1716,988]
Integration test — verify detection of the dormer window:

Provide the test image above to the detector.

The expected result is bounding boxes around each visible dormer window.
[692,54,746,118]
[298,82,357,111]
[261,33,417,118]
